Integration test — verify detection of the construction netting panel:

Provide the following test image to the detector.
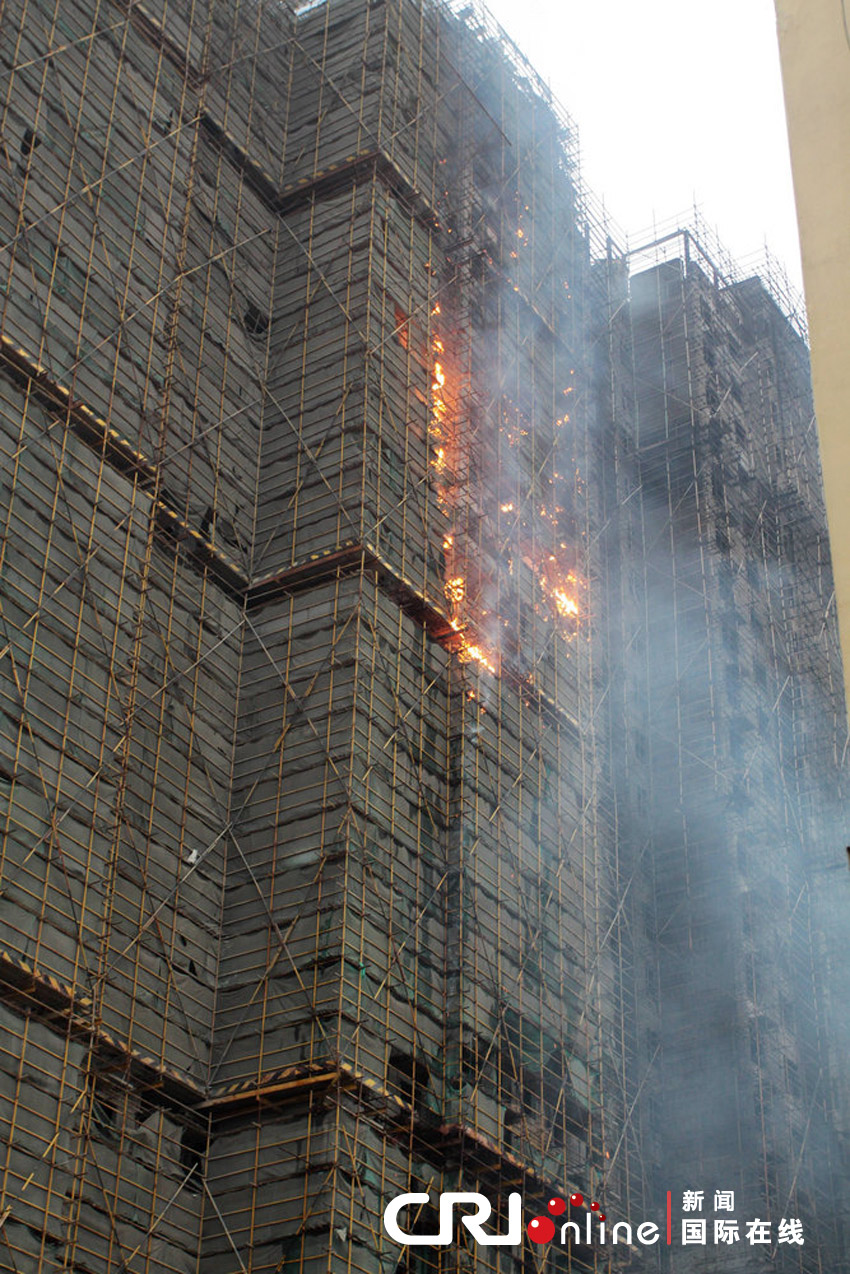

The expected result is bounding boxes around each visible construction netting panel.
[0,368,241,1077]
[0,368,231,1264]
[214,573,450,1090]
[2,0,199,456]
[0,1002,210,1273]
[0,0,286,574]
[0,0,284,1269]
[279,0,445,208]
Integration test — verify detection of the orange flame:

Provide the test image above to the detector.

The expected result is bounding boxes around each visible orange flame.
[429,318,500,676]
[444,576,466,606]
[553,589,579,619]
[458,637,498,676]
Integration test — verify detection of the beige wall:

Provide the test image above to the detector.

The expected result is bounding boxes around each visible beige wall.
[775,0,850,717]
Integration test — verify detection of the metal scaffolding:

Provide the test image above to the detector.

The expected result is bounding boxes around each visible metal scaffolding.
[608,226,847,1271]
[0,0,628,1269]
[0,0,848,1272]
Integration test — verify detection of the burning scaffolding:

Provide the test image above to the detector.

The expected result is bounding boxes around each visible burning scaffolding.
[0,0,848,1272]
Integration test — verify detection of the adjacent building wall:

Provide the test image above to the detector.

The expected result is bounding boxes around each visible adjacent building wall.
[774,0,850,722]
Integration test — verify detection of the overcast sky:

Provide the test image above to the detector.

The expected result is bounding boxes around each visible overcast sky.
[483,0,803,293]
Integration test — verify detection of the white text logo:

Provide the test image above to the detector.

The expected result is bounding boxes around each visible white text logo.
[383,1192,522,1246]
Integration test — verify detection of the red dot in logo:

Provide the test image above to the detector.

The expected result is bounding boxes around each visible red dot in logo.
[527,1216,556,1244]
[599,1214,606,1222]
[590,1201,600,1212]
[548,1197,566,1216]
[569,1192,583,1207]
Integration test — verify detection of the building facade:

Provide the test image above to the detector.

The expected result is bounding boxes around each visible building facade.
[608,233,849,1270]
[0,0,846,1271]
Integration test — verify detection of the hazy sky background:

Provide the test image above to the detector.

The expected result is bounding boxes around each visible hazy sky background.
[483,0,803,294]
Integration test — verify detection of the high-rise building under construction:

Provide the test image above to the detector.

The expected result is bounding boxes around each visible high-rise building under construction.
[0,1,847,1271]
